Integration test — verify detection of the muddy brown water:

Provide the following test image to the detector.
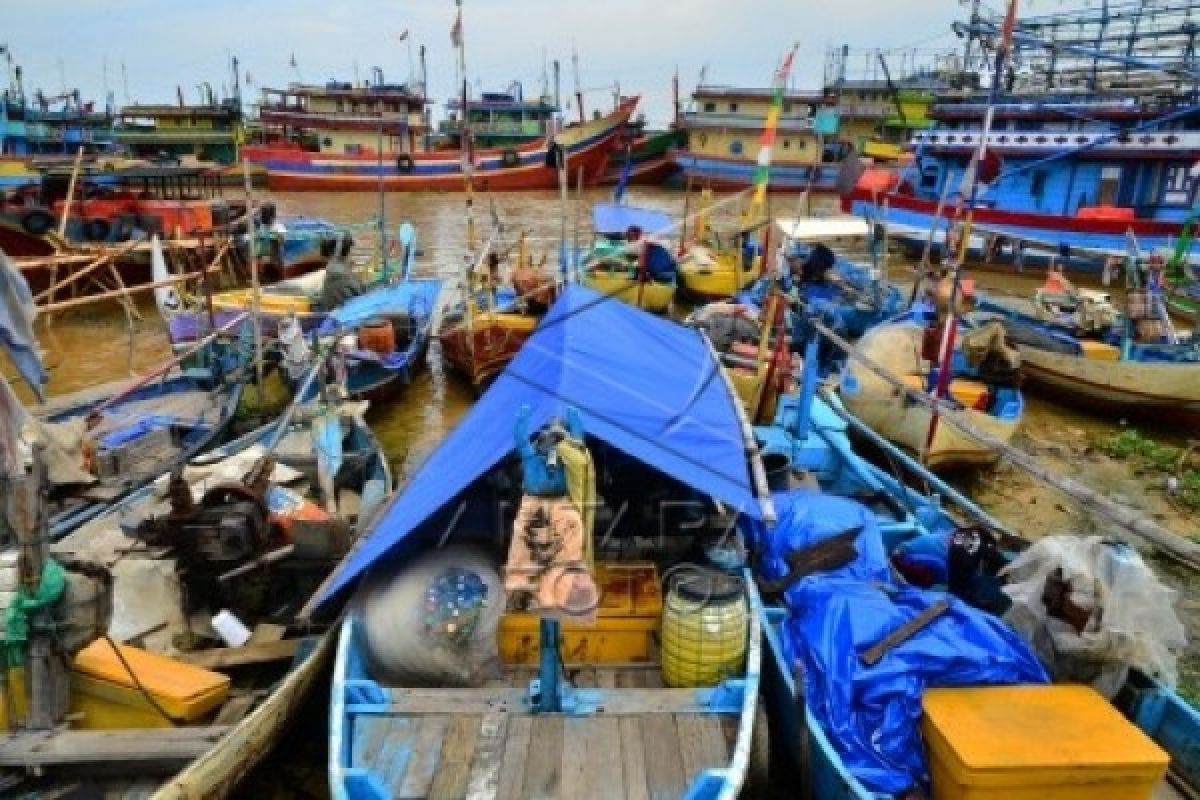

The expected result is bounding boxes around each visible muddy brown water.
[4,188,1196,795]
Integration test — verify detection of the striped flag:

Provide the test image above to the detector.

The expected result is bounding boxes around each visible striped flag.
[745,44,799,222]
[398,29,409,42]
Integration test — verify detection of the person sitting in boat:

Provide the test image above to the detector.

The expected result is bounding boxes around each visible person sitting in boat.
[588,224,677,284]
[504,404,599,623]
[791,242,839,286]
[318,235,365,311]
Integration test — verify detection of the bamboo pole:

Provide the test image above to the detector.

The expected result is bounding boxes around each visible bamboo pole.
[56,146,85,239]
[38,262,226,314]
[812,319,1200,569]
[32,238,144,304]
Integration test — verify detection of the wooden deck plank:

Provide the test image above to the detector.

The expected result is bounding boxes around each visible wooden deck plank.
[376,717,420,798]
[465,712,509,800]
[495,715,533,800]
[429,714,482,800]
[596,669,617,689]
[0,727,229,773]
[521,716,564,799]
[617,669,646,689]
[572,668,597,688]
[675,715,729,785]
[398,716,448,799]
[560,717,592,800]
[583,717,625,799]
[641,715,686,800]
[619,717,650,800]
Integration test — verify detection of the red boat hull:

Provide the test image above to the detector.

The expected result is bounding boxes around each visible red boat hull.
[246,102,636,193]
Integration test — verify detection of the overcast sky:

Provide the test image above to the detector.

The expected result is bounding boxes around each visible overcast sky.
[4,0,983,126]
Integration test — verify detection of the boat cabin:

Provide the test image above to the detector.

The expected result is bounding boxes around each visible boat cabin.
[439,85,559,149]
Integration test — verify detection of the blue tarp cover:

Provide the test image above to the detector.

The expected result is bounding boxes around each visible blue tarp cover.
[592,202,674,236]
[320,279,443,333]
[314,284,762,608]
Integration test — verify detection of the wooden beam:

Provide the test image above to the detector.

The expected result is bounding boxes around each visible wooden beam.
[176,640,301,671]
[0,726,230,774]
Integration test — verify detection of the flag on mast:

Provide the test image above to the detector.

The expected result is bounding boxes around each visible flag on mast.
[398,29,409,42]
[450,2,463,48]
[745,44,799,224]
[289,52,297,69]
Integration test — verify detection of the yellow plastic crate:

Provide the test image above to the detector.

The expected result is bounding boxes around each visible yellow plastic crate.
[922,685,1169,800]
[499,562,662,666]
[70,639,230,728]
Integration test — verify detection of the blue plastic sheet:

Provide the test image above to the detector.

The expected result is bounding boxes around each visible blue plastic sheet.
[592,202,673,236]
[747,491,891,591]
[99,415,179,449]
[783,578,1049,795]
[319,279,443,333]
[312,285,763,609]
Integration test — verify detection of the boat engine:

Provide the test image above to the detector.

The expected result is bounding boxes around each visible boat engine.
[133,469,272,566]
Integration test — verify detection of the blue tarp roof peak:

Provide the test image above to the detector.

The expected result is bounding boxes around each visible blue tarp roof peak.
[313,284,762,609]
[592,202,674,236]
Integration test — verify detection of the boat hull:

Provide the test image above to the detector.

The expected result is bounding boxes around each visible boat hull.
[1018,345,1200,425]
[244,102,635,192]
[851,190,1200,270]
[438,312,538,388]
[679,261,761,301]
[671,150,844,192]
[580,271,675,312]
[839,322,1022,470]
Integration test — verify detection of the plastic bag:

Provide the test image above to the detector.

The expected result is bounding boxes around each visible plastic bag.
[784,578,1048,795]
[1002,535,1186,697]
[357,546,503,688]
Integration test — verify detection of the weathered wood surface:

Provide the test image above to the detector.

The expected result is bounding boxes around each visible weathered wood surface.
[0,727,231,772]
[177,639,300,670]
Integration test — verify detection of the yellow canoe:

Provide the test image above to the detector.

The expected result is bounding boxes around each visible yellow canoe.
[678,250,760,301]
[581,269,675,313]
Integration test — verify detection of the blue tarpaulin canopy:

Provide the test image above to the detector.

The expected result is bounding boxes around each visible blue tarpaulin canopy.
[592,202,674,236]
[313,284,762,609]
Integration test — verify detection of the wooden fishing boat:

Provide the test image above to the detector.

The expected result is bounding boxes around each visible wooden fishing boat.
[979,299,1200,426]
[318,285,773,800]
[580,203,678,313]
[1166,284,1199,323]
[838,317,1024,469]
[1,397,392,799]
[749,387,1198,800]
[243,100,636,193]
[34,352,250,539]
[166,224,421,346]
[438,307,539,389]
[678,246,761,302]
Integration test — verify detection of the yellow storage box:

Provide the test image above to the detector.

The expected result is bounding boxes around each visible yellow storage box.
[499,562,662,666]
[70,639,230,729]
[922,685,1169,800]
[1080,339,1121,361]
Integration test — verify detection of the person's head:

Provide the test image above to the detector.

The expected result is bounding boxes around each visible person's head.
[625,224,643,243]
[534,418,568,455]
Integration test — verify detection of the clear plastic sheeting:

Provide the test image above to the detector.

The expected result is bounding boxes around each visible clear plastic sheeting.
[1002,535,1187,697]
[357,546,504,688]
[783,578,1049,795]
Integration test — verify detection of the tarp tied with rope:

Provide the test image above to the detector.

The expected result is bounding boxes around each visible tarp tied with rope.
[313,285,762,609]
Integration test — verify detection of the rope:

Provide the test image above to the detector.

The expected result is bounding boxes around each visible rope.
[102,633,176,724]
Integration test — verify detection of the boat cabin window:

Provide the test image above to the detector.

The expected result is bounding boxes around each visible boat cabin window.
[1014,119,1044,132]
[1162,164,1192,205]
[729,102,739,113]
[1099,166,1122,206]
[730,140,744,155]
[920,164,940,191]
[703,102,716,113]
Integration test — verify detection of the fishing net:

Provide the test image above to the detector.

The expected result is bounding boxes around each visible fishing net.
[357,546,503,688]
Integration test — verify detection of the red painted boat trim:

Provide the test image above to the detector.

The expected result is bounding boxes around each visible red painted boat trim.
[852,189,1189,237]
